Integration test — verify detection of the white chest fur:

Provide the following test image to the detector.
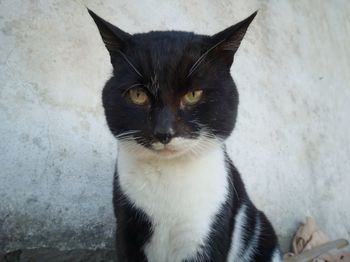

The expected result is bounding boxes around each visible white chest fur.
[117,147,229,262]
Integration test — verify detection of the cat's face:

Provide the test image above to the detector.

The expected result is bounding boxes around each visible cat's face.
[89,10,256,159]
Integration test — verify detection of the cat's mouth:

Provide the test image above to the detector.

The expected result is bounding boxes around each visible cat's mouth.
[119,135,221,160]
[150,137,196,157]
[151,142,180,156]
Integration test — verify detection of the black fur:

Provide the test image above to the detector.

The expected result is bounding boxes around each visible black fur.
[113,170,152,261]
[88,9,280,262]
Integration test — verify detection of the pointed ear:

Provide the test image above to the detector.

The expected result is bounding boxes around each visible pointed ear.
[211,11,257,56]
[88,9,131,55]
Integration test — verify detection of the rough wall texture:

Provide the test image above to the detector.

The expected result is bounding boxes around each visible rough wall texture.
[1,0,349,253]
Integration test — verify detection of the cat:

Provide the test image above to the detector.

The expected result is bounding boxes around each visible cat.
[88,9,281,262]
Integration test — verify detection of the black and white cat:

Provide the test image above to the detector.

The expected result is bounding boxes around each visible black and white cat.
[89,9,281,262]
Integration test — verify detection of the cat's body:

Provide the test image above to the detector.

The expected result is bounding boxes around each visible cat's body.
[115,146,280,262]
[88,9,281,262]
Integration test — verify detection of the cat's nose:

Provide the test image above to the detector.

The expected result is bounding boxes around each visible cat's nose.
[153,128,174,144]
[152,107,176,144]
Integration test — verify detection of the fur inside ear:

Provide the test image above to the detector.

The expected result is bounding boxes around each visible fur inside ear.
[212,11,257,54]
[88,9,130,53]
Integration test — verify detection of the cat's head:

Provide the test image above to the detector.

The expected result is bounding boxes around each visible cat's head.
[89,10,256,159]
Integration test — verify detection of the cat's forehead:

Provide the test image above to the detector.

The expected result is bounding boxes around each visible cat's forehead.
[124,31,209,93]
[132,31,203,51]
[129,31,207,69]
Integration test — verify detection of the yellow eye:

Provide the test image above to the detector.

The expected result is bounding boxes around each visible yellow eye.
[128,88,149,105]
[183,90,203,105]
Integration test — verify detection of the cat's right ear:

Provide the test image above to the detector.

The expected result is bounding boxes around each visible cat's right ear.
[88,9,131,57]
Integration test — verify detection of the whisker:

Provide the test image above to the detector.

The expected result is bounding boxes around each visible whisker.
[117,50,143,78]
[186,40,225,78]
[115,130,141,139]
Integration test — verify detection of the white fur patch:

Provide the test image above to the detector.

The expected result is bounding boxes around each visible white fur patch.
[227,205,281,262]
[271,249,282,262]
[117,139,228,262]
[227,204,247,261]
[240,212,261,261]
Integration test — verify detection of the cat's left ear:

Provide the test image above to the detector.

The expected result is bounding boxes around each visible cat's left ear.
[211,11,257,62]
[88,9,131,56]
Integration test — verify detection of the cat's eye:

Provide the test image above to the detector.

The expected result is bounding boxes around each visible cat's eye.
[183,90,203,105]
[128,88,149,105]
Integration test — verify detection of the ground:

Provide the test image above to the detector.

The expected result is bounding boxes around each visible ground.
[0,248,115,262]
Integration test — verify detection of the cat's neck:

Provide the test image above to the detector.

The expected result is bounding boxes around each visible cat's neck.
[116,142,228,198]
[117,141,229,262]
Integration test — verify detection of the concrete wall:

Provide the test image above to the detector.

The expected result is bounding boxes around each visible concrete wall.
[1,0,349,253]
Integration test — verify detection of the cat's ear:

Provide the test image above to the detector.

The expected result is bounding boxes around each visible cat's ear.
[88,9,131,55]
[211,11,257,61]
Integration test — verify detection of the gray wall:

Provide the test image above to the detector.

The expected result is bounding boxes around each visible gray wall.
[1,0,350,253]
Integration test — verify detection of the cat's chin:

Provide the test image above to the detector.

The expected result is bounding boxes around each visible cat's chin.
[153,147,179,156]
[150,146,194,160]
